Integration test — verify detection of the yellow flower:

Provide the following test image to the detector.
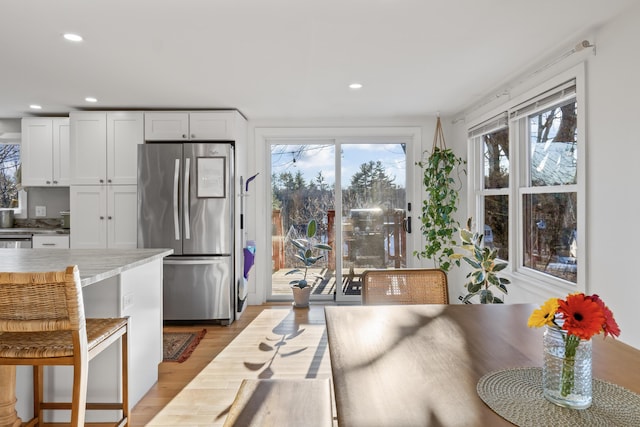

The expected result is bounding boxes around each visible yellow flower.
[528,298,559,328]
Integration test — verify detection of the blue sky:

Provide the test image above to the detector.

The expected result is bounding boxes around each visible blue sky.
[271,143,406,188]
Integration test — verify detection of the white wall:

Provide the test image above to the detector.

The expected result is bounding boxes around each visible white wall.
[447,3,640,350]
[244,4,640,350]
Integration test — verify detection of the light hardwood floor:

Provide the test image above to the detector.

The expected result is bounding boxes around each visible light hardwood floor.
[131,303,333,426]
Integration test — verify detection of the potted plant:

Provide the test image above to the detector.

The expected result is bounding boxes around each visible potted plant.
[450,218,510,303]
[285,219,332,308]
[415,116,466,272]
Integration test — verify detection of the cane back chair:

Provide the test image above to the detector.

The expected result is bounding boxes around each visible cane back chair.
[0,265,129,426]
[361,268,449,305]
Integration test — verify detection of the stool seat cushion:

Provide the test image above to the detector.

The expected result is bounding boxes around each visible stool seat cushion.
[0,318,127,359]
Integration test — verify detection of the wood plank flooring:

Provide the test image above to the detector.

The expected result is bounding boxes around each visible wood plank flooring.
[131,304,333,426]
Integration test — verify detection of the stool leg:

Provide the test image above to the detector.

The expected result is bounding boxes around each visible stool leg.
[71,354,88,426]
[122,326,130,426]
[33,366,43,426]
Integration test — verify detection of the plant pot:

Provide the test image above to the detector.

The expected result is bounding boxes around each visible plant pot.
[291,286,312,308]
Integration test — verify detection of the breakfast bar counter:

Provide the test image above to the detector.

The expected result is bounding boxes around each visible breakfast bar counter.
[0,248,173,424]
[0,248,172,286]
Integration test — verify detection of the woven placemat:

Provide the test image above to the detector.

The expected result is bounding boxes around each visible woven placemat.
[477,367,640,426]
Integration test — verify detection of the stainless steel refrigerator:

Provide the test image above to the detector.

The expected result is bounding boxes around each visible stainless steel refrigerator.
[138,142,235,324]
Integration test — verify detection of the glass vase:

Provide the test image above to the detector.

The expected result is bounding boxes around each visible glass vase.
[542,325,592,409]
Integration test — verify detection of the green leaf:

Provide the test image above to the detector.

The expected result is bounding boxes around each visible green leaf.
[313,243,333,251]
[463,256,481,269]
[460,228,473,243]
[291,239,307,250]
[469,282,482,293]
[307,219,317,238]
[493,262,508,272]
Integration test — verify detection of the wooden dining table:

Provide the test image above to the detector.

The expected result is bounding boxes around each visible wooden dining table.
[324,303,640,427]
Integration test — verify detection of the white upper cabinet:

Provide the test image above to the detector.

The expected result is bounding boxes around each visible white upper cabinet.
[144,111,241,141]
[144,112,189,140]
[70,112,143,185]
[21,118,70,186]
[107,112,144,184]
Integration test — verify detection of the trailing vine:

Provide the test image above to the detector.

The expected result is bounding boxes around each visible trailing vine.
[414,117,466,272]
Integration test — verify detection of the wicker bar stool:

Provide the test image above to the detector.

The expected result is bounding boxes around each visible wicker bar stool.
[0,265,129,427]
[361,268,449,305]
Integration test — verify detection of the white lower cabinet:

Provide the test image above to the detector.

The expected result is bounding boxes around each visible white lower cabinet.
[32,234,69,249]
[70,185,137,249]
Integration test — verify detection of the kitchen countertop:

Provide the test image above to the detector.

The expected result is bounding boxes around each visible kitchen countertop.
[0,227,69,235]
[0,248,173,286]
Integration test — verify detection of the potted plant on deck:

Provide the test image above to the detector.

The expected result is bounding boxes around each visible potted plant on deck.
[285,219,333,308]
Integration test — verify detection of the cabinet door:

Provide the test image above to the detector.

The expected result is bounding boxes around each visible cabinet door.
[70,186,107,248]
[144,112,189,141]
[107,185,138,249]
[52,118,70,186]
[189,111,236,140]
[21,118,54,186]
[70,112,107,185]
[107,112,144,184]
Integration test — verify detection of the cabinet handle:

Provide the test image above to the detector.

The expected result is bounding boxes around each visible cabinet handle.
[99,179,104,184]
[108,179,112,183]
[42,243,56,247]
[108,216,113,220]
[100,216,105,220]
[182,134,187,139]
[52,180,58,184]
[191,134,195,139]
[46,180,51,184]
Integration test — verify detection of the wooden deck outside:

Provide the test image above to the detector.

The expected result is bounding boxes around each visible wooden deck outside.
[271,268,365,296]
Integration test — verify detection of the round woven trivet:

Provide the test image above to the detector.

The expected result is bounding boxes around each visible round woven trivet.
[477,367,640,426]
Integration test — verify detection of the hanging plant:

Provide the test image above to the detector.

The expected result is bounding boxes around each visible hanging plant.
[414,116,466,272]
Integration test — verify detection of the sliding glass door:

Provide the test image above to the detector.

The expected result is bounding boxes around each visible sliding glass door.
[270,137,410,303]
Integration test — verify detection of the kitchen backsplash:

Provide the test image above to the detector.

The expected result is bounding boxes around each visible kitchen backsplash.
[25,187,70,220]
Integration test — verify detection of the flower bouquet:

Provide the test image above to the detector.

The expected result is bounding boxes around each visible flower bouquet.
[528,293,620,408]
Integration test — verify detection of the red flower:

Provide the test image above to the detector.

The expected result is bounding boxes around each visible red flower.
[558,293,605,340]
[588,294,621,338]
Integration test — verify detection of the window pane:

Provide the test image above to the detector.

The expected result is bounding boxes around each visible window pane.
[483,127,509,189]
[528,100,577,186]
[522,192,577,283]
[271,144,336,297]
[0,144,21,208]
[484,195,508,261]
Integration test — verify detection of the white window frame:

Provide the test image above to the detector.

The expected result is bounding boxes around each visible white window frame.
[467,64,586,293]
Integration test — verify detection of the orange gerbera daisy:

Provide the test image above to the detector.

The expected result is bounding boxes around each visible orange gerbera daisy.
[589,294,621,338]
[558,293,605,340]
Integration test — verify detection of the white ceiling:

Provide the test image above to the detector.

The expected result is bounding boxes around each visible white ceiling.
[0,0,635,120]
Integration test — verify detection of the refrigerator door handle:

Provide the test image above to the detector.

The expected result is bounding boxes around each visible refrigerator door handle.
[173,158,180,241]
[184,157,191,240]
[164,259,226,265]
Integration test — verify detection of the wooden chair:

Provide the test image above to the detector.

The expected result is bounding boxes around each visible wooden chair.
[0,265,129,426]
[361,268,449,305]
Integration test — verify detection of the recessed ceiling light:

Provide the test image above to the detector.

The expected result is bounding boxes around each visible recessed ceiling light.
[349,83,363,90]
[85,97,98,103]
[29,104,42,110]
[63,33,83,42]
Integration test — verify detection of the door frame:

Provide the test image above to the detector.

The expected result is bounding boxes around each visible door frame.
[254,126,423,304]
